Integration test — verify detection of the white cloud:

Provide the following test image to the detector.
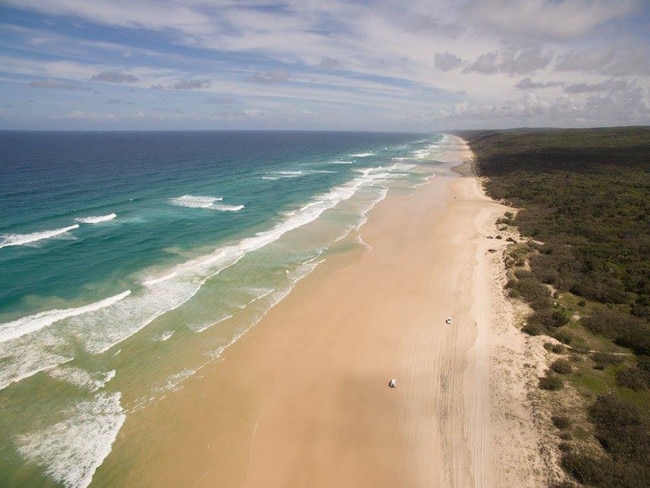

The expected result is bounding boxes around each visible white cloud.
[246,69,290,84]
[2,0,214,34]
[90,70,139,84]
[464,0,641,40]
[169,78,211,90]
[515,77,563,90]
[465,48,553,75]
[1,1,649,129]
[28,79,85,90]
[435,52,463,72]
[555,42,650,76]
[564,79,632,94]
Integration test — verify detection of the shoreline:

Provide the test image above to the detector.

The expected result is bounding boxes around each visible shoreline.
[96,137,549,487]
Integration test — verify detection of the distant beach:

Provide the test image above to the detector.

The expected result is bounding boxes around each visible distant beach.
[88,136,550,487]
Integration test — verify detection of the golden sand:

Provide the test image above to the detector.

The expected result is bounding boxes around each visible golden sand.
[100,137,550,487]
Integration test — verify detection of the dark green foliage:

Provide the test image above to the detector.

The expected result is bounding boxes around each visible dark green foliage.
[512,277,552,309]
[614,328,650,356]
[544,341,565,353]
[551,358,573,374]
[582,308,650,355]
[562,395,650,487]
[528,308,555,328]
[581,308,641,338]
[551,328,572,345]
[539,374,564,390]
[457,128,650,488]
[522,322,544,336]
[615,367,648,391]
[589,395,649,464]
[638,355,650,373]
[550,481,577,488]
[551,308,571,327]
[561,452,649,488]
[462,127,650,309]
[552,415,572,429]
[591,352,623,369]
[551,343,565,354]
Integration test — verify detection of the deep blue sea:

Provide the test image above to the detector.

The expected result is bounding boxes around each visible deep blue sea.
[0,130,452,487]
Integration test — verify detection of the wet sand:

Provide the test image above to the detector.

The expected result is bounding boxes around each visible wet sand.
[100,137,547,487]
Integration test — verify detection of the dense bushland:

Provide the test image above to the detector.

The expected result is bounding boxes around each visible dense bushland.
[458,127,650,487]
[562,395,650,488]
[461,127,650,311]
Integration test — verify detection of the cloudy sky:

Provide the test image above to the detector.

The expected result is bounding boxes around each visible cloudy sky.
[1,0,649,131]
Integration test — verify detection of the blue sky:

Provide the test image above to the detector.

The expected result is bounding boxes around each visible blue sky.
[1,0,649,131]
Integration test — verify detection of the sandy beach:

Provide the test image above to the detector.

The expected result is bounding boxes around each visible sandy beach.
[100,137,549,487]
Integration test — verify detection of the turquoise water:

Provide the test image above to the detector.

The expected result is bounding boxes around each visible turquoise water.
[0,130,451,487]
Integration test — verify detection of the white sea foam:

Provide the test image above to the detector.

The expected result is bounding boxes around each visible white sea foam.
[142,272,178,286]
[0,224,80,249]
[85,164,392,371]
[169,195,243,212]
[263,169,334,181]
[0,161,414,394]
[48,367,116,392]
[154,330,175,341]
[202,258,324,361]
[246,258,324,327]
[0,347,73,392]
[75,213,117,224]
[349,152,375,158]
[15,392,126,488]
[161,368,195,392]
[0,291,131,344]
[329,160,354,165]
[0,292,129,391]
[262,170,303,180]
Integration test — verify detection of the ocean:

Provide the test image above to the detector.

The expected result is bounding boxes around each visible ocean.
[0,130,454,487]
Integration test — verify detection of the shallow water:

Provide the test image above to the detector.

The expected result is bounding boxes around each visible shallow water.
[0,130,454,487]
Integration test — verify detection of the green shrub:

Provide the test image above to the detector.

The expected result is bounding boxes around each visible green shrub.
[522,322,544,336]
[551,308,571,327]
[543,342,566,354]
[514,269,534,279]
[614,328,650,356]
[551,359,573,374]
[615,367,648,391]
[561,453,608,486]
[550,481,577,488]
[552,329,573,345]
[515,277,552,307]
[591,352,623,369]
[582,309,647,346]
[551,343,565,354]
[528,307,551,324]
[589,395,649,463]
[539,374,564,390]
[552,415,572,429]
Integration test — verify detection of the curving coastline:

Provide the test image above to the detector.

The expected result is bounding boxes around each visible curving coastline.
[93,136,551,487]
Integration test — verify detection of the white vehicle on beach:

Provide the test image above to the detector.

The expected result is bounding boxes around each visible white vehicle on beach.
[446,316,452,324]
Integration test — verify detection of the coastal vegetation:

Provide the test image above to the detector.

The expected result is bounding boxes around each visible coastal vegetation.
[458,127,650,488]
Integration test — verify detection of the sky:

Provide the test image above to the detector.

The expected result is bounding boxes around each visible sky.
[0,0,649,131]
